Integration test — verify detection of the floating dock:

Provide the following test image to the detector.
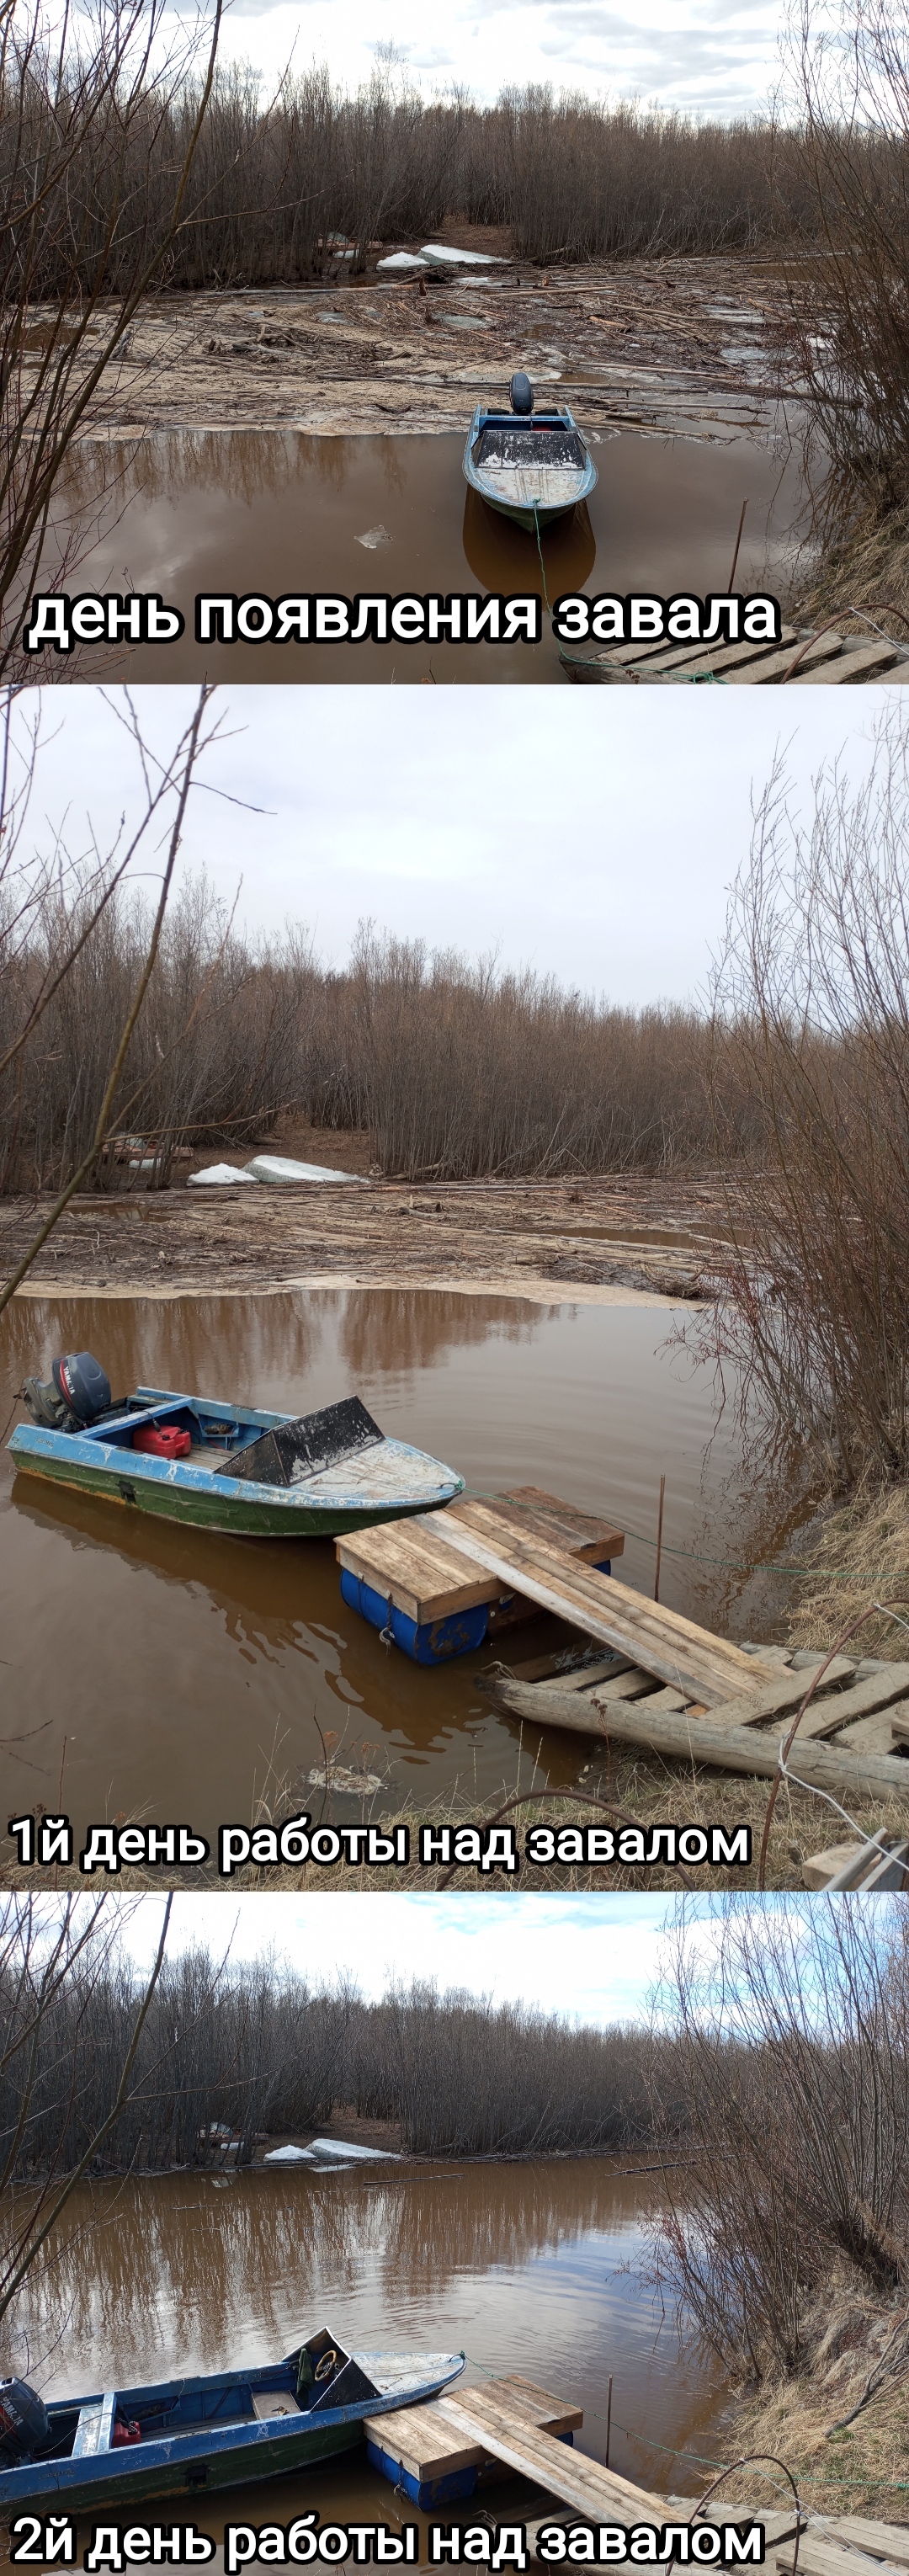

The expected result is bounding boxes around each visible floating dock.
[336,1487,625,1665]
[336,1488,774,1701]
[335,1488,909,1833]
[366,2374,909,2576]
[364,2374,582,2508]
[364,2371,805,2550]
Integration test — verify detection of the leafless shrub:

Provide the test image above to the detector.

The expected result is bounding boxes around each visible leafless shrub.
[0,684,221,1311]
[0,1892,173,2331]
[648,1897,909,2382]
[1,45,827,330]
[776,0,909,535]
[685,714,909,1488]
[0,0,226,673]
[1,886,736,1191]
[0,1941,672,2177]
[344,1983,668,2155]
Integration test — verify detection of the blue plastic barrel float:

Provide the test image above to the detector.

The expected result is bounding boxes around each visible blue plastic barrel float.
[340,1565,612,1665]
[366,2424,575,2508]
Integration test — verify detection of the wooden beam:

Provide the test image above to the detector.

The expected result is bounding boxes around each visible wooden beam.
[440,2390,671,2524]
[577,1692,909,1795]
[412,1506,778,1704]
[776,2539,909,2576]
[808,2525,909,2571]
[481,1663,857,1741]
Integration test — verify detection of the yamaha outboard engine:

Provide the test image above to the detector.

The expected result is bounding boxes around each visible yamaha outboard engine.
[23,1351,112,1434]
[0,2378,52,2463]
[510,370,534,414]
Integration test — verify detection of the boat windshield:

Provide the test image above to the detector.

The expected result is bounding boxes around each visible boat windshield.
[476,426,587,468]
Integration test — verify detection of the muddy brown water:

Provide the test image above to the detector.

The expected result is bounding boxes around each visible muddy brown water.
[48,427,806,683]
[0,1288,792,1848]
[4,2158,729,2544]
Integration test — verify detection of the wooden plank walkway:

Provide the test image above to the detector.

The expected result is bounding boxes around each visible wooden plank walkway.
[561,625,909,687]
[408,1500,777,1704]
[369,2376,800,2547]
[483,1654,909,1801]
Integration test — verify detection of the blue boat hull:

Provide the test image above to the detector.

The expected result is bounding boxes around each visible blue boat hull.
[0,2341,466,2516]
[8,1389,463,1540]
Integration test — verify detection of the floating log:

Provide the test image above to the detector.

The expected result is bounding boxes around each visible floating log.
[484,1679,909,1796]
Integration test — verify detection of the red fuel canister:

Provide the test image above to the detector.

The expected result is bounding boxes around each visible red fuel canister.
[132,1425,192,1458]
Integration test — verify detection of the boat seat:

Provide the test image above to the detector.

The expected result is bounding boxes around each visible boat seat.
[72,2392,117,2456]
[251,2390,302,2422]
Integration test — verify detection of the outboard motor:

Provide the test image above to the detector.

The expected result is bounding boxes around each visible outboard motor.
[23,1351,112,1434]
[0,2378,52,2463]
[510,370,534,414]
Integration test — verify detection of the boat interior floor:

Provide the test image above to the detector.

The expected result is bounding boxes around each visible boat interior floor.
[65,2374,311,2456]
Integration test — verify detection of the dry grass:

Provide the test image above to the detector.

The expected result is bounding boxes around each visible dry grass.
[13,1764,909,1892]
[785,1484,909,1659]
[724,2282,909,2523]
[795,492,909,642]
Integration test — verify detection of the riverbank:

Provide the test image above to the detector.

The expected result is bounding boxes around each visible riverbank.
[784,1486,909,1663]
[795,496,909,647]
[725,2284,909,2524]
[3,1157,726,1301]
[25,1769,909,1892]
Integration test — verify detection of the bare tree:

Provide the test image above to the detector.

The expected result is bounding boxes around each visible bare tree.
[0,1893,172,2335]
[779,0,909,535]
[647,1897,909,2381]
[0,0,224,673]
[0,681,221,1315]
[688,712,909,1488]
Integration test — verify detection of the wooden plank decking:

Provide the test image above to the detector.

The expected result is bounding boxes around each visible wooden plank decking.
[482,1654,909,1802]
[367,2374,806,2550]
[363,2376,583,2483]
[407,1500,778,1704]
[335,1486,909,1817]
[561,625,909,687]
[336,1488,625,1627]
[369,2376,909,2576]
[337,1488,777,1700]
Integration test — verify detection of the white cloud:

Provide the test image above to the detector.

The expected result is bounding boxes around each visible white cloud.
[164,0,787,117]
[119,1892,673,2024]
[14,689,886,1012]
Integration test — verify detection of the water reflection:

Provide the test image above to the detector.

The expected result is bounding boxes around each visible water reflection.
[8,2160,726,2504]
[43,425,809,683]
[334,1288,547,1384]
[0,1287,774,1840]
[461,490,597,597]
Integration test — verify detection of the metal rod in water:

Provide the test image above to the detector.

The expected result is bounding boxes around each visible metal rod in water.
[605,2374,613,2470]
[727,498,748,593]
[654,1475,666,1603]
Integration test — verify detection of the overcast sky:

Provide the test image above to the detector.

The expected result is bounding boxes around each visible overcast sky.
[24,688,890,1010]
[117,1892,672,2022]
[194,0,786,130]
